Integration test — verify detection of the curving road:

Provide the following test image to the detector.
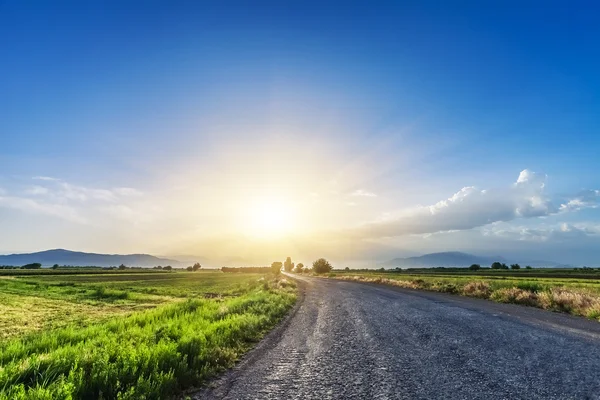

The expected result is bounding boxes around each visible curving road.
[193,275,600,400]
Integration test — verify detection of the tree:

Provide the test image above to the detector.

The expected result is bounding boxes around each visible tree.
[283,257,295,272]
[118,264,127,270]
[525,265,532,269]
[192,262,202,271]
[344,267,350,272]
[312,258,332,274]
[164,265,172,271]
[510,263,521,270]
[491,262,503,269]
[52,264,59,269]
[271,261,283,274]
[294,263,304,273]
[469,264,481,271]
[186,266,193,271]
[501,263,509,270]
[21,263,41,269]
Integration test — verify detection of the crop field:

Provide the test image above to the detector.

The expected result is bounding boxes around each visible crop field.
[0,271,296,399]
[326,270,600,321]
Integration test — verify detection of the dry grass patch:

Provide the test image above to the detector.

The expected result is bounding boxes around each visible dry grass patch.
[490,287,539,306]
[462,281,492,298]
[538,288,600,318]
[334,275,419,289]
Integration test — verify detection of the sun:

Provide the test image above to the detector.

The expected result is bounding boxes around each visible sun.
[246,197,296,238]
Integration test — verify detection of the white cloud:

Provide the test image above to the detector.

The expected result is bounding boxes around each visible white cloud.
[560,190,600,212]
[483,222,600,242]
[0,195,86,224]
[33,176,59,181]
[349,169,561,239]
[0,178,146,225]
[350,189,377,197]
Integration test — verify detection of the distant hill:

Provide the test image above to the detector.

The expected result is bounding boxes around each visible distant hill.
[380,252,507,268]
[0,249,181,268]
[380,252,569,268]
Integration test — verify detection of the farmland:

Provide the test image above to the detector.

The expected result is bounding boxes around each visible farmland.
[325,268,600,321]
[0,271,296,399]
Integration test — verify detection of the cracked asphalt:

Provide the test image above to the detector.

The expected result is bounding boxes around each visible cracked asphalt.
[193,275,600,400]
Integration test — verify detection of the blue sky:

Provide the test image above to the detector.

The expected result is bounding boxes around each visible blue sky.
[1,1,600,265]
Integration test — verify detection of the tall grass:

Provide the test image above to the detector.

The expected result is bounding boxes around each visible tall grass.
[0,277,295,399]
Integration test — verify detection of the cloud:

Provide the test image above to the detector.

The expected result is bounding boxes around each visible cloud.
[349,169,561,239]
[484,222,600,242]
[560,190,600,212]
[27,178,144,203]
[0,177,146,225]
[33,176,59,181]
[350,189,377,197]
[0,195,86,224]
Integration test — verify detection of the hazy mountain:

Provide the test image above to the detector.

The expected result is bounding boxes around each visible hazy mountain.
[0,249,181,268]
[380,252,507,268]
[380,252,570,268]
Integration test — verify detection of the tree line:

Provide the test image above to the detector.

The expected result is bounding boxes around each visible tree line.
[468,262,532,270]
[270,257,333,274]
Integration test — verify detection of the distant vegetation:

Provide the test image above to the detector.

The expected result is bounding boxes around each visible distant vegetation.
[0,271,296,399]
[222,266,272,273]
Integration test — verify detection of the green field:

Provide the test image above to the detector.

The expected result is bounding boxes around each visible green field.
[326,269,600,321]
[0,271,296,399]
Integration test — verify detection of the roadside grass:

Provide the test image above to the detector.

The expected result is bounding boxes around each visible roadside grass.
[325,271,600,321]
[0,272,296,399]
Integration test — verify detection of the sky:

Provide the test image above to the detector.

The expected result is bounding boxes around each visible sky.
[1,1,600,266]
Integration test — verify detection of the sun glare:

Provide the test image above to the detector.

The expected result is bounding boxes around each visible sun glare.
[247,197,296,238]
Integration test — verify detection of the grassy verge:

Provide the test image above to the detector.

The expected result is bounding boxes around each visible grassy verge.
[324,271,600,321]
[0,272,296,399]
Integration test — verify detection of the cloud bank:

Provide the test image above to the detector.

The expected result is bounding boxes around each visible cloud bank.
[349,169,592,239]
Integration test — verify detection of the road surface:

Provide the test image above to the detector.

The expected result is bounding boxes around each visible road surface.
[193,275,600,399]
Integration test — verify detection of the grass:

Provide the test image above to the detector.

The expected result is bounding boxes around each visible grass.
[0,271,296,399]
[324,270,600,322]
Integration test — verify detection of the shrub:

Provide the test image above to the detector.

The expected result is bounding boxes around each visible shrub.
[283,257,294,272]
[271,262,283,274]
[312,258,332,274]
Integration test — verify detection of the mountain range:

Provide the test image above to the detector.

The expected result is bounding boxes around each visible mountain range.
[0,249,571,269]
[0,249,182,268]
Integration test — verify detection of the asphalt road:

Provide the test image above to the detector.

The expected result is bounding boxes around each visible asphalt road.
[193,275,600,400]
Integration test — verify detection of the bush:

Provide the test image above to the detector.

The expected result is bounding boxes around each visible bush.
[312,258,332,274]
[271,262,283,274]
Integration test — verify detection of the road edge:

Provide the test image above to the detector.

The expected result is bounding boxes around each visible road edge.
[185,275,308,399]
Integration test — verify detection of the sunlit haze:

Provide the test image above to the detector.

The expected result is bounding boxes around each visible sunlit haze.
[2,2,600,266]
